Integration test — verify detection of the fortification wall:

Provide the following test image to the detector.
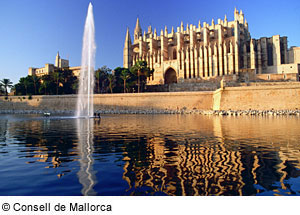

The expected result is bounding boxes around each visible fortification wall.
[1,83,300,113]
[0,92,213,112]
[214,83,300,110]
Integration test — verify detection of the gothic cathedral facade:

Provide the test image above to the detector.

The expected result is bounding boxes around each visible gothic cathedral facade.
[123,9,300,85]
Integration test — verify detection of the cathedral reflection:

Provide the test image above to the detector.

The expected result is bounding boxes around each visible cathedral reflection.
[116,115,300,195]
[2,114,300,195]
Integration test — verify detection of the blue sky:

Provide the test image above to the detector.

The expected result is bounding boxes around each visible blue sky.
[0,0,299,84]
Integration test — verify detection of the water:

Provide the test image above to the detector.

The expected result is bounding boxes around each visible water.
[76,3,96,118]
[0,114,300,196]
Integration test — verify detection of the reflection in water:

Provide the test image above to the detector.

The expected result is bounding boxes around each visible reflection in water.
[0,114,299,195]
[76,118,97,196]
[109,115,300,195]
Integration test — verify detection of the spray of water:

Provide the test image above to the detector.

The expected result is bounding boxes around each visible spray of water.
[76,3,96,118]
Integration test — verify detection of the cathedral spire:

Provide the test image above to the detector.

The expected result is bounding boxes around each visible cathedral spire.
[135,17,141,32]
[124,27,132,47]
[234,7,239,21]
[164,26,168,36]
[124,28,132,68]
[148,25,152,34]
[134,17,142,43]
[224,14,228,26]
[198,20,201,30]
[181,21,184,32]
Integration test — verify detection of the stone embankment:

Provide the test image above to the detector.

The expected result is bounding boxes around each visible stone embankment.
[1,109,300,116]
[0,110,75,115]
[201,109,300,116]
[99,109,300,116]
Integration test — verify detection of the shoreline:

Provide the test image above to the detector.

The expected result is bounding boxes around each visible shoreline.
[1,109,300,116]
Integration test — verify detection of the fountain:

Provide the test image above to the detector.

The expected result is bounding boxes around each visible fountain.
[76,3,98,196]
[76,2,96,118]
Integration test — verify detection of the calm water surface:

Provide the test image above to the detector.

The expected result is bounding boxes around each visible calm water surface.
[0,114,299,196]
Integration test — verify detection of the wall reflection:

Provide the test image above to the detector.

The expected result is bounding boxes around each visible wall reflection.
[1,114,300,196]
[98,115,300,196]
[4,116,78,176]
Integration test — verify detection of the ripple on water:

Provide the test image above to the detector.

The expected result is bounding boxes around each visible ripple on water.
[0,114,300,195]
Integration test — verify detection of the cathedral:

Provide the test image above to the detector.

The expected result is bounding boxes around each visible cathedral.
[123,8,300,85]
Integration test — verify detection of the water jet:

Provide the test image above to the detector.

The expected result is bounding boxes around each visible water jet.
[76,2,96,118]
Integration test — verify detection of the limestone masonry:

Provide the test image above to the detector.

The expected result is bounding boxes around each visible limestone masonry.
[2,83,300,113]
[28,52,81,77]
[123,8,300,85]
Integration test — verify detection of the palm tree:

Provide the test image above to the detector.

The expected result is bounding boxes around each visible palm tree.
[53,71,62,95]
[23,79,30,95]
[0,79,13,96]
[131,61,148,93]
[107,74,115,93]
[95,69,101,93]
[0,85,4,95]
[40,75,51,95]
[120,70,130,93]
[97,66,111,93]
[31,75,40,95]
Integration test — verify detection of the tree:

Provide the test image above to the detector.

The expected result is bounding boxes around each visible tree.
[107,74,115,93]
[31,75,40,95]
[94,66,112,93]
[130,61,153,93]
[120,69,130,93]
[0,79,13,96]
[52,71,63,95]
[39,75,52,95]
[95,68,102,93]
[0,84,4,95]
[22,78,30,95]
[61,69,78,94]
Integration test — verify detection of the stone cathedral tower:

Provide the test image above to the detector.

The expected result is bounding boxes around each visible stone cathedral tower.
[123,9,300,85]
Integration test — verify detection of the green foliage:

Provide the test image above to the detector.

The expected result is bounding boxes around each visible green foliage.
[0,84,5,96]
[120,69,131,93]
[11,62,153,96]
[14,69,78,96]
[94,66,111,93]
[129,61,153,93]
[107,74,115,93]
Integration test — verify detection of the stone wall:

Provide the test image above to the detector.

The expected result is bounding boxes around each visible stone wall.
[0,92,213,112]
[214,82,300,110]
[1,83,300,113]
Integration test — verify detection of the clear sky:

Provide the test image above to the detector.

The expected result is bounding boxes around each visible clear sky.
[0,0,299,84]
